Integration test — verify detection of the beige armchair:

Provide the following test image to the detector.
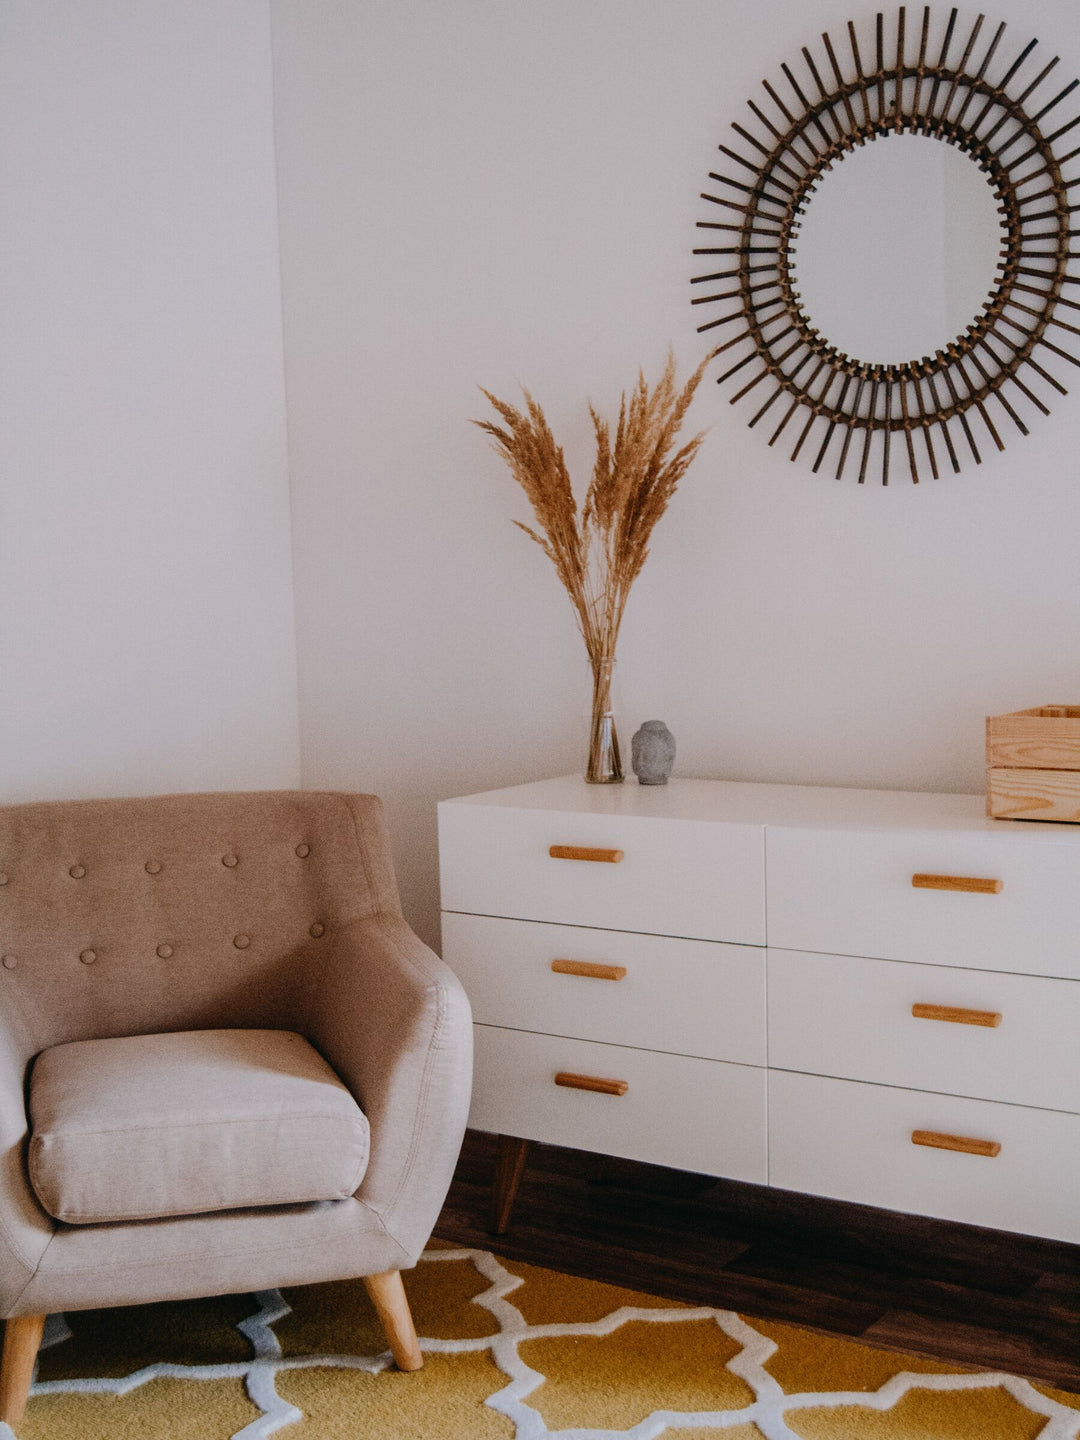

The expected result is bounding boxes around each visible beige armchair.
[0,791,472,1426]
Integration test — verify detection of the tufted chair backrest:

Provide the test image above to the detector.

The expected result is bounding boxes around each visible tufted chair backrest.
[0,791,400,1054]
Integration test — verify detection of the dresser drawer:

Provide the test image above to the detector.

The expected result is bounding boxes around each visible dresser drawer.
[470,1025,767,1182]
[769,1071,1080,1242]
[766,826,1080,977]
[439,801,764,944]
[443,913,765,1065]
[768,949,1080,1113]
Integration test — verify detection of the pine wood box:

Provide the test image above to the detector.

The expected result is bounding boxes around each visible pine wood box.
[986,706,1080,822]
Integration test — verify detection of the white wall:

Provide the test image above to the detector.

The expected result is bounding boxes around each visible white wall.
[1,2,300,801]
[272,0,1080,946]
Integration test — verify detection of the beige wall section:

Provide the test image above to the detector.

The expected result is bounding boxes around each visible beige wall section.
[0,1,300,801]
[273,0,1080,947]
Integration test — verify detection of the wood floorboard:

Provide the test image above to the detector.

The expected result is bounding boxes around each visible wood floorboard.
[861,1311,1080,1392]
[433,1130,1080,1391]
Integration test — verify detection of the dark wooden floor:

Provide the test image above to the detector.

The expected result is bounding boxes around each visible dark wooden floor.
[434,1130,1080,1391]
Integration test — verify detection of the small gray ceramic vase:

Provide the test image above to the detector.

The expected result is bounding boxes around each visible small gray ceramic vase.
[631,720,675,785]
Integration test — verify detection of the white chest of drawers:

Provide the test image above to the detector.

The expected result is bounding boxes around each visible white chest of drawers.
[438,775,1080,1243]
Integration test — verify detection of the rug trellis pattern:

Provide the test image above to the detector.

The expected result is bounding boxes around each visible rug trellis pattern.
[4,1245,1078,1439]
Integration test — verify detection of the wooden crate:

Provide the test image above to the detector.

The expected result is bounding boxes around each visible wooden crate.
[986,706,1080,821]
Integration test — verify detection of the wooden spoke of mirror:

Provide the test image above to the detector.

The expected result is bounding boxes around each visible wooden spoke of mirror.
[693,5,1080,483]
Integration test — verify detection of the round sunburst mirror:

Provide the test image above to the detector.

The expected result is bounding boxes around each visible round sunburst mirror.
[788,131,1006,365]
[692,5,1080,483]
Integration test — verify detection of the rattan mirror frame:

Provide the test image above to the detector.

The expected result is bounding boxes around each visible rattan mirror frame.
[692,5,1080,483]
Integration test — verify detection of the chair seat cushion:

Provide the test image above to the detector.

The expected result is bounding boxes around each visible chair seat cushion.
[28,1029,370,1224]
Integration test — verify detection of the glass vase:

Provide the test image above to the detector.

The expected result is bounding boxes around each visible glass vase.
[585,656,623,784]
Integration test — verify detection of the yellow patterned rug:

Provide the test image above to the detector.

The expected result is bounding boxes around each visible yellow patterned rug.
[6,1244,1079,1439]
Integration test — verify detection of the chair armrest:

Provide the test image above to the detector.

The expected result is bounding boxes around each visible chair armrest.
[304,914,472,1263]
[0,1010,53,1317]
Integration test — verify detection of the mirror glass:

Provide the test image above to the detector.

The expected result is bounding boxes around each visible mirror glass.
[787,132,1006,366]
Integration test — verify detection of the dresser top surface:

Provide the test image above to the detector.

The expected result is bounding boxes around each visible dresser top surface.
[440,775,1074,838]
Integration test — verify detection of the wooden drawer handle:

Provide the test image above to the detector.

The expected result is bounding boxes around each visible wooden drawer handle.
[554,1071,629,1096]
[549,845,624,863]
[551,958,627,981]
[912,1003,1002,1028]
[912,1129,1001,1158]
[912,873,1003,894]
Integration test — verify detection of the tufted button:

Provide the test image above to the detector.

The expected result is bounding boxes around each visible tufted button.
[309,921,325,938]
[79,949,97,965]
[295,843,311,859]
[156,943,174,959]
[0,872,9,886]
[145,859,162,876]
[69,864,86,879]
[222,853,239,869]
[1,955,15,970]
[233,933,250,950]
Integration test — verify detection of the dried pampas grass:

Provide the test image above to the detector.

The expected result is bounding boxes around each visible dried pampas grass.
[474,350,709,781]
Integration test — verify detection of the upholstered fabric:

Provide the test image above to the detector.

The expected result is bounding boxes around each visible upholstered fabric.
[14,1195,406,1319]
[0,790,401,1053]
[0,790,472,1318]
[304,914,475,1262]
[28,1029,370,1225]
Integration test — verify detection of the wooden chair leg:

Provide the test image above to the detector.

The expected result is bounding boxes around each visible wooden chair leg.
[0,1314,45,1425]
[491,1134,529,1235]
[363,1270,422,1371]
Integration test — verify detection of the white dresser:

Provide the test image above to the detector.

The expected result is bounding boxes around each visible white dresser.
[438,776,1080,1243]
